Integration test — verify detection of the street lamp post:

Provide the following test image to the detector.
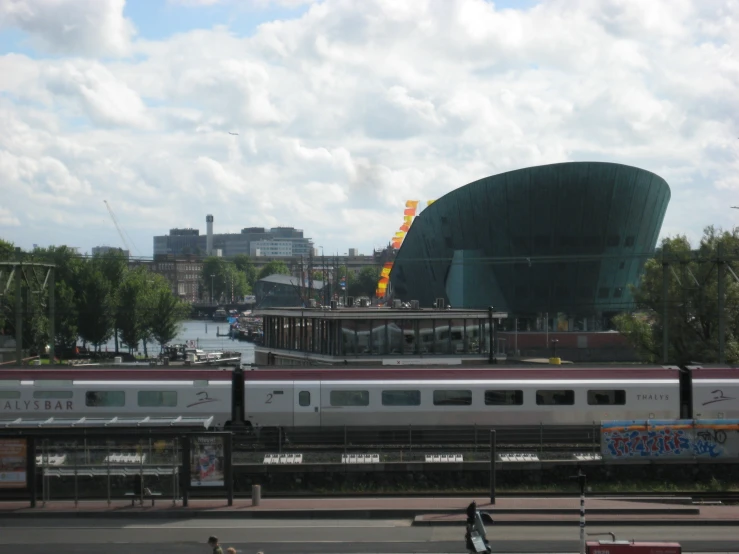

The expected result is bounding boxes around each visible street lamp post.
[210,274,215,304]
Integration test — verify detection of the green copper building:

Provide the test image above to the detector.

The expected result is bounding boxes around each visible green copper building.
[389,162,670,330]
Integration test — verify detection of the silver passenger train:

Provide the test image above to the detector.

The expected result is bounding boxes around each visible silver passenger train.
[0,365,737,431]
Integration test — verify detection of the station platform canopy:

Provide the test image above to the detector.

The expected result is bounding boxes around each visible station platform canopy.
[0,415,214,430]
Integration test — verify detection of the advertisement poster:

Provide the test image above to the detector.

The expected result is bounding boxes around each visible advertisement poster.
[0,439,27,489]
[190,436,224,487]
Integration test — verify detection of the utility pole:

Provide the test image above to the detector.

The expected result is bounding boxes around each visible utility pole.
[662,245,669,364]
[718,242,726,364]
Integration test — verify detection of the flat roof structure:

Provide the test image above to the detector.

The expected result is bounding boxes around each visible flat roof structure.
[253,306,509,367]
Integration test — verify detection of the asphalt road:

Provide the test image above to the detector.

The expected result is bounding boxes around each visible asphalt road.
[1,518,737,553]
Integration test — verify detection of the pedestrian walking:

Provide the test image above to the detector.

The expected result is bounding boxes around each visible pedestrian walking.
[207,536,224,554]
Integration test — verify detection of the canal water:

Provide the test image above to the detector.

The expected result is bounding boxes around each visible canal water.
[100,320,256,364]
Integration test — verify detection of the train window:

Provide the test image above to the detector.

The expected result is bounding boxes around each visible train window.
[485,390,523,406]
[0,391,20,399]
[330,390,369,407]
[382,390,421,406]
[138,391,177,407]
[299,391,310,406]
[433,390,472,406]
[273,391,284,395]
[536,390,575,405]
[85,391,125,407]
[587,390,626,405]
[33,391,73,399]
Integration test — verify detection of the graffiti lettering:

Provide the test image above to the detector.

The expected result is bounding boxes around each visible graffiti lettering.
[604,428,691,458]
[602,420,738,460]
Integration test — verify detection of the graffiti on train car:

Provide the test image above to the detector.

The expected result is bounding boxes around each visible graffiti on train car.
[601,420,739,460]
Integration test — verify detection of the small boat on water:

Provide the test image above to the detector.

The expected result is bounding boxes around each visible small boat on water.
[213,307,228,321]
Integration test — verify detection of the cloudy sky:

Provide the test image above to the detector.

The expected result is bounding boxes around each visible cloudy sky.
[0,0,737,257]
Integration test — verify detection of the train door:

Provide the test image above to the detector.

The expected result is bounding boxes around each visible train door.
[293,381,321,426]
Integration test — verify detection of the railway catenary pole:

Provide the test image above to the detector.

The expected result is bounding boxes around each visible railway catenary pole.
[662,245,669,364]
[489,430,496,505]
[573,470,586,554]
[487,307,495,364]
[48,268,55,365]
[15,262,22,366]
[718,242,726,364]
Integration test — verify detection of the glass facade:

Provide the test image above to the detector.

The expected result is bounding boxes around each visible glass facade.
[260,311,497,359]
[389,162,670,323]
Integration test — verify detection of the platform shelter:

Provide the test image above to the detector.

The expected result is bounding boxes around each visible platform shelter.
[0,416,233,507]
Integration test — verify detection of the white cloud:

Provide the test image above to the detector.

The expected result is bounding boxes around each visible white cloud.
[0,0,135,57]
[1,0,738,256]
[0,207,20,227]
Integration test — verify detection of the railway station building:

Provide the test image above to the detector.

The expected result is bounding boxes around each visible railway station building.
[389,161,670,336]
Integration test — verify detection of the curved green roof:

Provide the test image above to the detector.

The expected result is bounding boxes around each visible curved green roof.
[390,161,670,314]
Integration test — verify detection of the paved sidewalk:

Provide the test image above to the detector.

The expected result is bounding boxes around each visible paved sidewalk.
[0,496,737,524]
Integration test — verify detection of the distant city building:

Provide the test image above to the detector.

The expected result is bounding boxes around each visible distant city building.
[255,274,325,308]
[127,255,202,302]
[153,219,313,259]
[348,248,358,257]
[251,240,293,257]
[92,246,130,259]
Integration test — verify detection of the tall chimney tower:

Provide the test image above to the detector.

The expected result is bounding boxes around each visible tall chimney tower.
[206,214,214,255]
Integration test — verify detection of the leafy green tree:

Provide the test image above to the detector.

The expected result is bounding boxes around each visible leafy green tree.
[93,250,128,352]
[0,238,14,261]
[257,260,290,281]
[614,226,739,365]
[201,257,252,302]
[149,288,189,351]
[76,264,114,350]
[349,265,381,298]
[232,254,257,288]
[116,267,149,353]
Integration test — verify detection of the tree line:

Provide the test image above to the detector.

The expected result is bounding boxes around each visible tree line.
[202,255,381,303]
[0,240,189,358]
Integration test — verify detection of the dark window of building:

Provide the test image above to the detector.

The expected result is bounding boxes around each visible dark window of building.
[536,390,575,405]
[485,390,523,405]
[515,285,528,297]
[555,285,569,297]
[444,237,453,248]
[560,236,578,247]
[441,216,448,224]
[512,237,530,250]
[583,236,601,248]
[534,235,550,250]
[577,286,592,298]
[535,286,549,298]
[619,261,625,269]
[625,236,635,247]
[382,390,421,406]
[598,287,609,299]
[299,391,310,406]
[514,263,528,272]
[614,287,624,298]
[606,235,620,247]
[433,390,472,406]
[330,390,369,406]
[588,390,626,405]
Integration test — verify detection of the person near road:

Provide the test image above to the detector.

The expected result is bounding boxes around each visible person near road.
[207,536,224,554]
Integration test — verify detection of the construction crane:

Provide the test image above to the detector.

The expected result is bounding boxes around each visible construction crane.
[103,200,138,255]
